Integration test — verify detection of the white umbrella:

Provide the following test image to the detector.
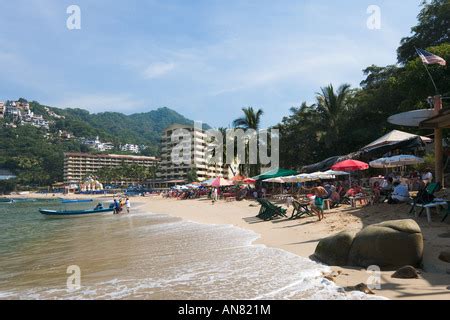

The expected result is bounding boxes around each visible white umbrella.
[281,175,301,183]
[310,171,336,180]
[383,155,424,167]
[263,177,285,183]
[324,170,350,176]
[295,174,320,182]
[369,158,392,169]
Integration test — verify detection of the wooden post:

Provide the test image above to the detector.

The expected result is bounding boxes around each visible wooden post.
[434,95,443,186]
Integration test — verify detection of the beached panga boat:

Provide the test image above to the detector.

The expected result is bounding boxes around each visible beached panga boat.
[0,198,12,203]
[60,199,94,204]
[39,207,114,217]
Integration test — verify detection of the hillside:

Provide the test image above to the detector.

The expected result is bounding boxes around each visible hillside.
[30,102,202,155]
[0,100,207,187]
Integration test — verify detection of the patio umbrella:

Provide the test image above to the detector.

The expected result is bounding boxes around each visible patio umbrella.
[263,177,285,183]
[324,170,350,176]
[331,160,369,185]
[211,177,233,187]
[243,178,257,184]
[201,178,215,186]
[383,155,424,167]
[331,160,369,172]
[310,171,336,180]
[295,174,320,182]
[252,168,298,181]
[369,158,391,169]
[232,175,246,184]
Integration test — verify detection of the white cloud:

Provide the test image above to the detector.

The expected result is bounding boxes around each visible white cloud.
[143,62,176,79]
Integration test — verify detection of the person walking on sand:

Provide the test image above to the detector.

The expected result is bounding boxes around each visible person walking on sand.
[212,188,219,204]
[125,197,131,213]
[311,187,325,221]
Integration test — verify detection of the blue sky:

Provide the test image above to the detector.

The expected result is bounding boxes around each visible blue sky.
[0,0,422,128]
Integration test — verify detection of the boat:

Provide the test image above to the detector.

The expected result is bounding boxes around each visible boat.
[39,206,114,217]
[61,199,94,204]
[0,198,12,204]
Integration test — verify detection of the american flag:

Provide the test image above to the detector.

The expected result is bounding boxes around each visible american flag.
[416,48,446,66]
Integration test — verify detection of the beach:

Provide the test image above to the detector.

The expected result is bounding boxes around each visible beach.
[139,195,450,300]
[1,193,449,300]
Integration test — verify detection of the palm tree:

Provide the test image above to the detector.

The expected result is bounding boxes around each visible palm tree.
[315,84,352,149]
[233,107,264,130]
[233,107,264,177]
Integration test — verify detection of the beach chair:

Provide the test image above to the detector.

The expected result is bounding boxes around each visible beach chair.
[409,182,441,216]
[441,202,450,222]
[291,200,313,219]
[256,199,287,221]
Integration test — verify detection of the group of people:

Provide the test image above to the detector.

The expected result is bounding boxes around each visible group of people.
[113,197,131,214]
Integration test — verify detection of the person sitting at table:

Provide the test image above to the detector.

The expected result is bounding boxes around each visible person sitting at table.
[372,182,381,203]
[330,186,341,208]
[388,181,410,204]
[380,177,394,195]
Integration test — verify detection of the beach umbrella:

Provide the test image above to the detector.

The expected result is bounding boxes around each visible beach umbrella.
[211,177,233,187]
[383,155,424,167]
[310,171,336,180]
[331,160,369,185]
[295,174,320,182]
[263,177,285,183]
[369,158,391,169]
[331,160,369,172]
[252,168,298,181]
[201,178,215,186]
[324,170,350,176]
[243,178,257,184]
[281,175,300,183]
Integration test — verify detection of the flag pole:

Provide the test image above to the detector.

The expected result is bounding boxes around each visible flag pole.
[415,47,439,95]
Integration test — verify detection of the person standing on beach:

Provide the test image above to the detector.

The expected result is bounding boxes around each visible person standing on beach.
[212,188,219,204]
[113,198,120,214]
[125,197,131,213]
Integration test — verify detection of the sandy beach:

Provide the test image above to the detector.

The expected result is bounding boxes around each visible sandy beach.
[135,195,450,300]
[4,192,450,300]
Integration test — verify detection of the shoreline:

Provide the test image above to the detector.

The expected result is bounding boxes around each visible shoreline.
[136,196,450,300]
[3,193,450,300]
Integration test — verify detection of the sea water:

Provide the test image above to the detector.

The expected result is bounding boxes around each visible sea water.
[0,200,380,300]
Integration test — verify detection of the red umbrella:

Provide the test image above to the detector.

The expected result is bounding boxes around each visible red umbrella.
[243,178,256,184]
[331,160,368,186]
[331,160,369,172]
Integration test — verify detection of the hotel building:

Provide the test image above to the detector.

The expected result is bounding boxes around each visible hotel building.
[63,152,159,185]
[159,124,226,182]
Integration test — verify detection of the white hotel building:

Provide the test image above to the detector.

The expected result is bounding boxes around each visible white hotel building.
[159,124,226,182]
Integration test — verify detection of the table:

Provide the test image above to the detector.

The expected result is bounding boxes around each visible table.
[410,200,448,223]
[349,195,373,208]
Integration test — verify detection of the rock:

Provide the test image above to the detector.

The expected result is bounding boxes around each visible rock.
[348,219,423,268]
[439,251,450,263]
[345,283,375,295]
[392,266,420,279]
[314,231,356,266]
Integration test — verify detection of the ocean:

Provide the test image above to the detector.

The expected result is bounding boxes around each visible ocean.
[0,199,378,300]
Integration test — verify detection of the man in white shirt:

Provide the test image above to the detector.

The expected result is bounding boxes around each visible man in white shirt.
[389,182,410,203]
[422,169,433,184]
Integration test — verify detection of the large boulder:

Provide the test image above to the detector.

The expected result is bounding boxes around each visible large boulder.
[314,219,424,269]
[348,219,423,268]
[314,231,355,266]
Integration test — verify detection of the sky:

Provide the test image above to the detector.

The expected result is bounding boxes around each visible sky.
[0,0,422,128]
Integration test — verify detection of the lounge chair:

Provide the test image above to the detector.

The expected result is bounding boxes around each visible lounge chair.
[256,199,287,221]
[409,182,441,216]
[291,200,314,219]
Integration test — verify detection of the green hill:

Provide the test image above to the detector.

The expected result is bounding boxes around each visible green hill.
[0,100,207,188]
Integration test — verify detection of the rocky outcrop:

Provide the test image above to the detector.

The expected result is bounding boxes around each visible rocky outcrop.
[392,266,421,279]
[314,231,355,266]
[314,219,423,269]
[439,251,450,263]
